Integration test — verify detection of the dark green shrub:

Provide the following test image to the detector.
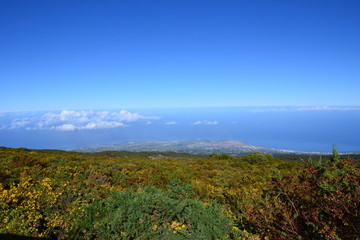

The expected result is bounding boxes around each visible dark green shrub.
[209,154,236,160]
[71,181,232,239]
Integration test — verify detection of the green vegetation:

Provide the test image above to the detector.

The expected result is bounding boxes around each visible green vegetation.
[72,182,232,240]
[277,154,360,169]
[0,147,359,239]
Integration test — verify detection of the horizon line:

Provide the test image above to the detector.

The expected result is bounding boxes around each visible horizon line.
[2,105,360,113]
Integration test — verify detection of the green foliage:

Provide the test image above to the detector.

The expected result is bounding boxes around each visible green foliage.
[330,144,340,164]
[209,154,236,160]
[240,152,272,164]
[71,183,232,240]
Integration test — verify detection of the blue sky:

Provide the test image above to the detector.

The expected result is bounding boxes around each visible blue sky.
[1,0,359,111]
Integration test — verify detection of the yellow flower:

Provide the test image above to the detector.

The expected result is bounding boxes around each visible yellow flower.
[171,221,186,231]
[203,202,211,207]
[232,226,239,231]
[170,221,179,229]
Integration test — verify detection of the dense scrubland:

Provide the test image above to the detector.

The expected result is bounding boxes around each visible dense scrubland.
[0,147,359,239]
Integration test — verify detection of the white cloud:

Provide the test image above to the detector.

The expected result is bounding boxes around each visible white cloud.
[251,107,294,113]
[56,124,77,131]
[192,120,218,125]
[296,106,360,111]
[54,121,126,131]
[10,118,32,129]
[165,121,178,125]
[117,110,143,121]
[1,110,159,131]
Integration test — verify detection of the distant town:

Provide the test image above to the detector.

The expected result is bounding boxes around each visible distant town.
[75,140,334,155]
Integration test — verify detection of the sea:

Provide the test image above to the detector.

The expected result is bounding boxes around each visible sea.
[0,107,359,153]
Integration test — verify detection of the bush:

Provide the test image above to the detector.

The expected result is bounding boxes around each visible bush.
[209,154,236,160]
[71,181,232,239]
[238,148,360,239]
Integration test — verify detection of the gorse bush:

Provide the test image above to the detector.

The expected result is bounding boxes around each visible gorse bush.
[71,180,233,240]
[234,148,360,240]
[0,171,92,239]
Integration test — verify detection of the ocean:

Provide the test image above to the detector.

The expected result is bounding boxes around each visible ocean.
[0,107,359,153]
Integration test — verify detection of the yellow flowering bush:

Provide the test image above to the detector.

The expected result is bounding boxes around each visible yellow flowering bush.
[0,147,305,239]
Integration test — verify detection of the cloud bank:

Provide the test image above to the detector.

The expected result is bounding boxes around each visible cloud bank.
[2,110,159,131]
[296,106,360,111]
[165,121,178,125]
[192,120,218,126]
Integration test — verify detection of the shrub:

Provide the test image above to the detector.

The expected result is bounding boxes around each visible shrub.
[71,181,232,239]
[209,154,236,160]
[237,148,360,239]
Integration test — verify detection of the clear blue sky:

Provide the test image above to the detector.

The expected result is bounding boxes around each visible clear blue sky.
[1,0,359,111]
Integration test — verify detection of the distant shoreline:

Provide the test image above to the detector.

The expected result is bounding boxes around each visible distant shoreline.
[74,139,357,155]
